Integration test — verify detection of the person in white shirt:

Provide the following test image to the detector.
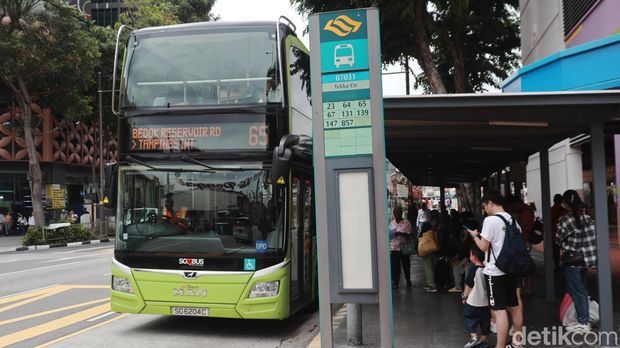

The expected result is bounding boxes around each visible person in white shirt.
[468,191,524,348]
[416,204,429,234]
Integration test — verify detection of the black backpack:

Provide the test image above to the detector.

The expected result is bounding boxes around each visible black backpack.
[528,217,544,245]
[488,214,535,277]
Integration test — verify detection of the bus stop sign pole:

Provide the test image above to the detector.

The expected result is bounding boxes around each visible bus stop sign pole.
[310,8,392,347]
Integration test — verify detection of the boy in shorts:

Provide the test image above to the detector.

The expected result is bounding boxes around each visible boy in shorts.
[462,244,490,348]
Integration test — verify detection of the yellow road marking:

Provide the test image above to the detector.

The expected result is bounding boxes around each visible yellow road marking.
[0,298,108,326]
[0,303,110,347]
[0,285,106,312]
[35,313,128,348]
[0,294,59,314]
[65,285,109,289]
[307,333,321,348]
[0,286,68,305]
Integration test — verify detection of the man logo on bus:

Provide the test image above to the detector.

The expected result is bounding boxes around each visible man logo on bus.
[179,258,204,266]
[324,15,362,37]
[334,44,355,68]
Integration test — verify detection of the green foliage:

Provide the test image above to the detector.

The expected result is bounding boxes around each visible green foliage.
[55,224,94,243]
[291,0,520,93]
[22,224,95,246]
[23,226,44,246]
[0,0,101,121]
[119,0,218,29]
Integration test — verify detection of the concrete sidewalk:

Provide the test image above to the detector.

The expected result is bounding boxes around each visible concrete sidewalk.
[331,250,620,347]
[0,235,24,253]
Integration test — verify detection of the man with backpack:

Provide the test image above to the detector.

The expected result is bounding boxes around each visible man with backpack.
[467,191,533,348]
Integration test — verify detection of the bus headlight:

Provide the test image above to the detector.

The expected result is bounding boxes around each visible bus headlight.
[249,281,279,298]
[112,275,134,294]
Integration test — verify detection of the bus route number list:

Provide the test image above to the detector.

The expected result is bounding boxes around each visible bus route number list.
[323,99,371,129]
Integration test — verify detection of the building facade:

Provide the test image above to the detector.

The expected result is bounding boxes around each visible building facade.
[503,0,620,215]
[0,107,117,219]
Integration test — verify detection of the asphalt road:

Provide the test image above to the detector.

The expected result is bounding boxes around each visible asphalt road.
[0,245,319,348]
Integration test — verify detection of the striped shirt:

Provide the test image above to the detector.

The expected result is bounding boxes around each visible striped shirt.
[555,213,597,268]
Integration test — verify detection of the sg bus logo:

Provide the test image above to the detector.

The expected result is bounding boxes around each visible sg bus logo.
[179,258,204,266]
[324,15,362,37]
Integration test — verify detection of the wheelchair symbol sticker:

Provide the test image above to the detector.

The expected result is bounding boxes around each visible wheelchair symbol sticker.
[244,258,256,271]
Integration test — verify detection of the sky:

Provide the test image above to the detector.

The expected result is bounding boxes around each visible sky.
[211,0,413,96]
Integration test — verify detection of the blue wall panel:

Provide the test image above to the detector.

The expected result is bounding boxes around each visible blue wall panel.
[502,34,620,92]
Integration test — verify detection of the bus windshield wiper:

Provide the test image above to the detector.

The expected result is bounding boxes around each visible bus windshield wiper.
[126,155,158,170]
[181,155,215,172]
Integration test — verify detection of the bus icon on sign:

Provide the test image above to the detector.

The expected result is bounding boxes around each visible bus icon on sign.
[334,44,355,68]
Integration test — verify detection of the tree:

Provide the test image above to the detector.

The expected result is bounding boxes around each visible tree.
[292,0,519,93]
[0,0,100,226]
[120,0,218,29]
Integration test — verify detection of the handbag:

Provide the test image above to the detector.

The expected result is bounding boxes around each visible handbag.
[402,235,417,256]
[418,230,439,257]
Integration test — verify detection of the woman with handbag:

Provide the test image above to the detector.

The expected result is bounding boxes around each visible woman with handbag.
[389,205,413,289]
[556,190,597,333]
[418,221,439,293]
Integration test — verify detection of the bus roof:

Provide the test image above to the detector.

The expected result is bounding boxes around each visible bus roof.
[134,20,287,35]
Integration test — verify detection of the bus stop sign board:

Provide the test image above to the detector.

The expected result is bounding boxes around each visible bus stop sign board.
[310,8,392,347]
[319,11,373,157]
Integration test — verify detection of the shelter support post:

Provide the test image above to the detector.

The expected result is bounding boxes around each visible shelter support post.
[514,182,523,200]
[615,135,620,253]
[539,148,555,300]
[347,303,362,345]
[440,186,446,211]
[473,182,482,220]
[591,122,615,345]
[504,171,511,197]
[496,171,502,191]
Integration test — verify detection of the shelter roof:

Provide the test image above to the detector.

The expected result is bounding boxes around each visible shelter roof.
[383,91,620,186]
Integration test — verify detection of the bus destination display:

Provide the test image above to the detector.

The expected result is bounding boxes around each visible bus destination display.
[128,122,268,152]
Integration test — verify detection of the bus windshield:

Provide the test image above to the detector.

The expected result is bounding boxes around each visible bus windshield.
[116,164,285,256]
[123,26,281,108]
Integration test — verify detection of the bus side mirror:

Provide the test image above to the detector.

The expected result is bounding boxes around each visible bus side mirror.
[103,163,118,209]
[272,135,300,186]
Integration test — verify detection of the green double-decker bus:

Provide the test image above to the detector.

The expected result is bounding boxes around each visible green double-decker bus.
[107,18,316,319]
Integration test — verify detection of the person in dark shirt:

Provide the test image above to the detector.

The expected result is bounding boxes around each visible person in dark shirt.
[462,244,490,348]
[550,193,569,270]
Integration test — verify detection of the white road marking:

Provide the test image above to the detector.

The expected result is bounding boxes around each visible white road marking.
[86,311,115,322]
[0,258,19,263]
[102,273,111,277]
[38,250,113,264]
[59,246,112,254]
[0,261,82,277]
[0,284,60,299]
[39,257,81,263]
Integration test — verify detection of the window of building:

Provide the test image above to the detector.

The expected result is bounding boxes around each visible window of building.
[563,0,598,37]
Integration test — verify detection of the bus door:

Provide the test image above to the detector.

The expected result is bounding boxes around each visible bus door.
[290,171,315,310]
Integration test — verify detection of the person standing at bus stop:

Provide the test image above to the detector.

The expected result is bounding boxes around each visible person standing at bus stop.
[556,190,597,333]
[389,205,413,289]
[4,212,12,235]
[469,191,524,348]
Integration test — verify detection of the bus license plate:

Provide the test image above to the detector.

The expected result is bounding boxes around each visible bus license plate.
[171,307,209,317]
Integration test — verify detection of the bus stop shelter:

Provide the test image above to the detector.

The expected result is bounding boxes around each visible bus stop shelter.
[383,90,620,343]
